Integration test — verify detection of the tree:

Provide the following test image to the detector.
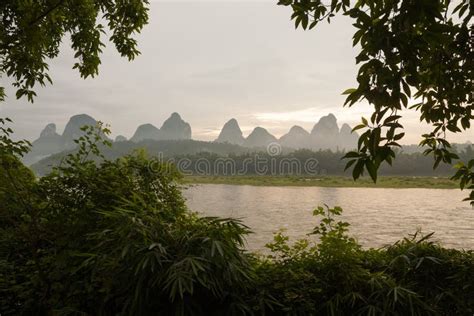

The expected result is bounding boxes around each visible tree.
[278,0,473,204]
[0,0,149,102]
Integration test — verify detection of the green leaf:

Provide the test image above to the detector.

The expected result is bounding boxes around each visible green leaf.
[352,159,365,180]
[365,159,377,183]
[344,159,357,171]
[342,88,357,95]
[342,151,360,159]
[361,117,368,126]
[352,124,366,132]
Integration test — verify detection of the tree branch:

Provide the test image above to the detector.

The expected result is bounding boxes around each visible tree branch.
[28,0,67,27]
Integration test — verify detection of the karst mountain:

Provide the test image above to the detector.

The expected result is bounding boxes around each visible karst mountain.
[24,112,359,165]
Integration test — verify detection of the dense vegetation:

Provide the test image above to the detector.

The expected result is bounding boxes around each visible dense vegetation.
[2,122,474,315]
[31,139,473,178]
[171,147,472,177]
[1,122,253,315]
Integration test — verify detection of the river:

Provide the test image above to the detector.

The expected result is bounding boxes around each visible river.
[183,184,474,251]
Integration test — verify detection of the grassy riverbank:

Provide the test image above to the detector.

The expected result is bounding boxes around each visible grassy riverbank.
[182,175,459,189]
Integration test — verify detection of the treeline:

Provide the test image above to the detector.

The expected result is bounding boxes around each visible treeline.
[30,140,474,177]
[170,147,473,177]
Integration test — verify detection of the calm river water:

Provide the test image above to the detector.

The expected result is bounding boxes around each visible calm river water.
[183,184,474,251]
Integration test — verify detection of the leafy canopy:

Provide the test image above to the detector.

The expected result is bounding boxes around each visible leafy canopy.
[0,0,149,102]
[278,0,473,204]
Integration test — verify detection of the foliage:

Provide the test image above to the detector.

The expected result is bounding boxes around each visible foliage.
[452,159,474,205]
[250,205,474,315]
[0,117,31,156]
[278,0,474,204]
[0,120,253,315]
[0,0,149,102]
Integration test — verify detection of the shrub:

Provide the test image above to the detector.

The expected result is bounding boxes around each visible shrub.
[0,122,254,315]
[250,206,474,315]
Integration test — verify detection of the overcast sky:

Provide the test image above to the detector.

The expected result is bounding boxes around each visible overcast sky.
[1,0,472,144]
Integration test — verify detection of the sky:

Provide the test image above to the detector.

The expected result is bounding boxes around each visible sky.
[0,0,472,144]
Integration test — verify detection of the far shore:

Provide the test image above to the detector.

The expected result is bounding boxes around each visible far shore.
[182,175,459,189]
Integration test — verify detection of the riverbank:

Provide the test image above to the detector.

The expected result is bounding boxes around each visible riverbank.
[182,175,459,189]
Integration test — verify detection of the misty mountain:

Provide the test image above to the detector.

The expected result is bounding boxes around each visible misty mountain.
[22,123,64,165]
[24,112,195,165]
[62,114,97,149]
[159,112,192,140]
[215,118,245,145]
[310,113,341,151]
[130,113,192,143]
[23,112,417,166]
[115,135,128,142]
[130,124,161,142]
[22,114,98,165]
[215,114,359,151]
[279,125,311,149]
[244,127,278,148]
[339,123,359,151]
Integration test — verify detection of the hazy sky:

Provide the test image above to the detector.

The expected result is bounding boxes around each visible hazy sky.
[1,0,472,144]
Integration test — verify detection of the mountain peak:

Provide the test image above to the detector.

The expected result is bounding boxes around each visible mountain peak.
[311,113,339,136]
[40,123,58,138]
[252,127,267,133]
[340,123,352,134]
[215,118,244,145]
[62,114,97,149]
[279,125,311,149]
[130,123,161,142]
[138,123,157,129]
[309,114,340,150]
[245,127,277,148]
[115,135,128,142]
[71,113,94,119]
[66,114,96,127]
[63,114,96,132]
[170,112,181,119]
[225,118,239,128]
[288,125,309,135]
[160,113,192,140]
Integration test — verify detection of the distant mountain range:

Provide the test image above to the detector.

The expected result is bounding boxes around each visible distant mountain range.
[23,114,99,165]
[23,112,361,165]
[215,113,359,151]
[130,112,192,142]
